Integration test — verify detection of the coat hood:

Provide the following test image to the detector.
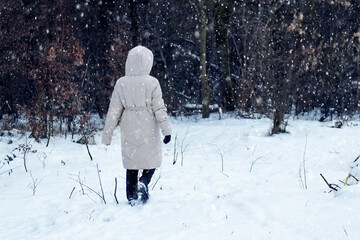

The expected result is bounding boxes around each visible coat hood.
[125,46,154,76]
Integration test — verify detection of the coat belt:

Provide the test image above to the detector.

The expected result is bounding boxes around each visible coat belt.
[125,106,151,111]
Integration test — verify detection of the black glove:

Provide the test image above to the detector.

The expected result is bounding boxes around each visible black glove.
[163,135,171,144]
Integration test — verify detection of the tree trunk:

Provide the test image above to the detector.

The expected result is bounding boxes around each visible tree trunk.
[128,0,140,46]
[200,0,211,118]
[271,107,285,135]
[215,1,234,111]
[155,28,174,114]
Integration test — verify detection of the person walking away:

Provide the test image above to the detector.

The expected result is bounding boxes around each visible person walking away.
[102,46,172,205]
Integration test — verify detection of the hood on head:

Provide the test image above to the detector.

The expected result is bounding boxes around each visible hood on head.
[125,46,154,76]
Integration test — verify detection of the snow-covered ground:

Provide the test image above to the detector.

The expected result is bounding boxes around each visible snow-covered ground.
[1,115,360,240]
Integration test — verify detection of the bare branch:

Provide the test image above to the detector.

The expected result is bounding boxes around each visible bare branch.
[152,168,162,191]
[249,145,268,173]
[114,177,119,204]
[69,176,104,203]
[173,135,178,165]
[85,135,93,161]
[299,135,308,189]
[87,210,95,221]
[96,164,106,204]
[29,171,42,196]
[78,172,85,195]
[180,128,189,166]
[0,166,20,175]
[69,187,76,199]
[208,143,225,172]
[320,173,340,192]
[189,0,199,14]
[69,166,107,205]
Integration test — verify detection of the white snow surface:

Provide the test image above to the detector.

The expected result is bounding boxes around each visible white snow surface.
[1,115,360,240]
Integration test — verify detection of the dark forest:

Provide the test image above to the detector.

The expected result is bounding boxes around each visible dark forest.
[1,0,359,137]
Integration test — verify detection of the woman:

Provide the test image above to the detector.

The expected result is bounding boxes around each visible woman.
[102,46,172,205]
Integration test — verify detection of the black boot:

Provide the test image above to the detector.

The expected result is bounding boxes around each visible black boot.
[138,169,155,203]
[126,170,139,205]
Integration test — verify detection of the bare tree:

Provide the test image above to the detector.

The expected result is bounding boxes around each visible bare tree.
[214,1,235,111]
[190,0,212,118]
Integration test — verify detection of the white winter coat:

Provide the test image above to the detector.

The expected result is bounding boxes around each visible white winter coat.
[102,46,172,169]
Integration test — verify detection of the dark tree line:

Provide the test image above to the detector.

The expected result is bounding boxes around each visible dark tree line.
[1,0,359,137]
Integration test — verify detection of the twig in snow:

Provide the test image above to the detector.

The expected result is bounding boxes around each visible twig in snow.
[209,144,226,172]
[180,129,189,166]
[69,187,76,199]
[219,147,225,172]
[87,210,95,221]
[37,152,47,169]
[114,177,119,204]
[339,180,351,186]
[343,226,348,237]
[344,173,359,186]
[173,135,178,165]
[320,173,340,192]
[85,135,93,161]
[69,168,107,204]
[96,164,106,204]
[299,135,308,189]
[343,155,360,186]
[152,168,162,190]
[76,172,85,195]
[29,171,42,196]
[0,166,20,175]
[172,131,189,166]
[14,137,35,172]
[249,145,268,173]
[353,155,360,163]
[350,174,359,182]
[219,170,229,178]
[69,176,105,203]
[303,135,308,188]
[23,137,30,172]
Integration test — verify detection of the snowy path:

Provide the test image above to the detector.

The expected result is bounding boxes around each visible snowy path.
[1,117,360,239]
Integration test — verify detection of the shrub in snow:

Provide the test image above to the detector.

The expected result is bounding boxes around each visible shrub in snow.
[321,155,360,194]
